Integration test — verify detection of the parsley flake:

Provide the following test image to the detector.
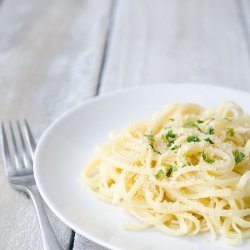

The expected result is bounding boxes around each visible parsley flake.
[233,150,245,164]
[171,145,180,151]
[183,121,204,133]
[187,135,200,143]
[197,120,204,124]
[227,128,235,137]
[144,134,161,154]
[166,165,173,177]
[155,169,164,179]
[202,151,215,164]
[162,130,176,147]
[144,134,154,141]
[183,121,196,128]
[207,127,215,135]
[166,130,175,138]
[149,142,161,155]
[204,138,214,144]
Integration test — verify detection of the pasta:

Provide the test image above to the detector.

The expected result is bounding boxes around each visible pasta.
[83,101,250,245]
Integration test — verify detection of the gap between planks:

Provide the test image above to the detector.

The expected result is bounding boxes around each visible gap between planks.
[71,0,116,249]
[96,0,117,96]
[236,0,250,57]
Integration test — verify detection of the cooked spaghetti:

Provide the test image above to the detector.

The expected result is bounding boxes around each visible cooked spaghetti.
[83,102,250,245]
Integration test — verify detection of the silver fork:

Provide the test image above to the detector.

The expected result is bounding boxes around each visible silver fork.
[1,121,61,250]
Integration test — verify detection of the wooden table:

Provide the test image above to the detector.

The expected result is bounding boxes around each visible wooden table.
[0,0,249,249]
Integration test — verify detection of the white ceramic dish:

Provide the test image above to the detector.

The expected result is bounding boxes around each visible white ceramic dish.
[34,83,250,250]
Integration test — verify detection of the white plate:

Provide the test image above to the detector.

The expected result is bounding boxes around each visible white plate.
[34,83,250,250]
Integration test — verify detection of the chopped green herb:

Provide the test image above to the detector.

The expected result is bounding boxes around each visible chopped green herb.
[144,134,154,141]
[149,142,161,155]
[162,130,176,147]
[233,150,245,164]
[170,118,175,121]
[171,145,180,151]
[204,138,215,144]
[207,127,215,135]
[183,121,204,133]
[227,128,235,137]
[167,141,175,147]
[166,165,173,177]
[145,134,160,153]
[224,117,232,121]
[166,130,175,138]
[182,164,187,168]
[202,151,215,164]
[187,135,200,143]
[197,120,204,124]
[154,149,161,155]
[155,169,164,179]
[183,121,196,128]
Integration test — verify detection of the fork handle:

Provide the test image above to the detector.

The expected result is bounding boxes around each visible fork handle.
[26,185,61,250]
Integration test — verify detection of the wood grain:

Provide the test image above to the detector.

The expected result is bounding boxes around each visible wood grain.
[238,0,250,51]
[1,0,250,249]
[0,0,111,249]
[100,0,250,94]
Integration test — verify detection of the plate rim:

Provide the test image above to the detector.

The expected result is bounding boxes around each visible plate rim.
[34,82,250,250]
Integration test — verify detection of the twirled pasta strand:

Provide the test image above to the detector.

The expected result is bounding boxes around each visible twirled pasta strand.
[83,102,250,245]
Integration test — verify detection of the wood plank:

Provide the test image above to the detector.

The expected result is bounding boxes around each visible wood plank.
[77,1,250,249]
[238,0,250,50]
[100,0,250,93]
[0,0,111,249]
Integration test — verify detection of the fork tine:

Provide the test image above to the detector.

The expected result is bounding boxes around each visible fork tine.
[1,123,13,173]
[9,122,25,169]
[24,120,36,153]
[17,121,33,168]
[17,121,26,151]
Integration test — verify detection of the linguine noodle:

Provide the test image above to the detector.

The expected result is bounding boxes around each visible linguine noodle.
[83,101,250,245]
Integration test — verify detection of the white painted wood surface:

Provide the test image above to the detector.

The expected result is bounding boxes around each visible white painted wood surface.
[0,0,111,249]
[100,0,250,93]
[75,0,250,249]
[0,0,250,249]
[240,0,250,49]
